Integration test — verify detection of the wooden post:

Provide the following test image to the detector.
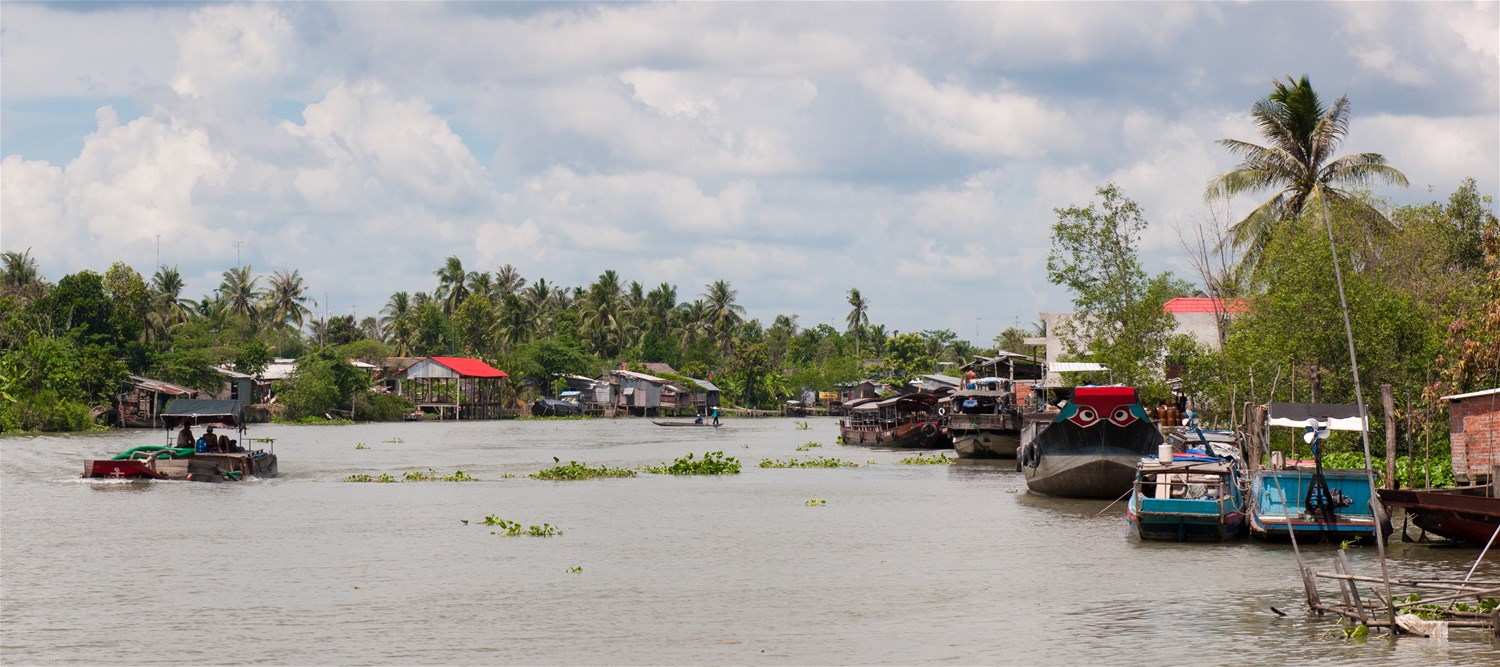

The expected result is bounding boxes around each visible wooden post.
[1382,384,1396,490]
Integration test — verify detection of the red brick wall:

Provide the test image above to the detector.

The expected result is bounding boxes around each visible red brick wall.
[1453,393,1500,483]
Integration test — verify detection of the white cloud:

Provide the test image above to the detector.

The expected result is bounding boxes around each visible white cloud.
[861,66,1081,159]
[171,5,299,102]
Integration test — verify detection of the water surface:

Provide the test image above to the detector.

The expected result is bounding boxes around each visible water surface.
[2,418,1493,664]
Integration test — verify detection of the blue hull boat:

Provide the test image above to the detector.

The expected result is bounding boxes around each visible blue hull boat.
[1249,467,1387,543]
[1127,432,1246,542]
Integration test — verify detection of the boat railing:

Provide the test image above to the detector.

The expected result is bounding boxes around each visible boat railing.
[1135,472,1243,514]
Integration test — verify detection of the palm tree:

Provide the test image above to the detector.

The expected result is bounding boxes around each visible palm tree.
[702,280,745,355]
[466,270,495,305]
[1,249,46,303]
[1205,75,1408,272]
[218,266,263,327]
[263,269,312,330]
[675,299,712,354]
[147,266,193,342]
[495,264,526,299]
[846,288,869,359]
[433,256,468,314]
[582,270,626,357]
[382,291,414,354]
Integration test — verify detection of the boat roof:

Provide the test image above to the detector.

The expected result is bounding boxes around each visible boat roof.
[1138,457,1235,474]
[160,399,244,428]
[1266,402,1365,431]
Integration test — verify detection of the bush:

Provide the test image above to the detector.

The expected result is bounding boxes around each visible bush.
[0,391,96,433]
[354,393,414,422]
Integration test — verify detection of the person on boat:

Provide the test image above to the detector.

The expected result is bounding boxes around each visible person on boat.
[694,411,704,425]
[711,406,720,426]
[219,434,232,452]
[963,369,977,390]
[176,425,195,449]
[196,426,215,453]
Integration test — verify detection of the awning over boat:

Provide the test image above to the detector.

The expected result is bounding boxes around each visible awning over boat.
[160,399,244,428]
[1050,362,1109,373]
[1267,402,1365,431]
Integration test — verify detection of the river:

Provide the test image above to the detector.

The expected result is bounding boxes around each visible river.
[2,418,1493,665]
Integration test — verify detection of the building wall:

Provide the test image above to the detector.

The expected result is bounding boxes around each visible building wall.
[1451,393,1500,483]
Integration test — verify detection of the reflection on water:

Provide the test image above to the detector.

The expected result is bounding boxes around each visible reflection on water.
[2,417,1496,664]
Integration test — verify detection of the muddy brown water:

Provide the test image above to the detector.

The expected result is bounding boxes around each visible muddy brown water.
[2,418,1494,664]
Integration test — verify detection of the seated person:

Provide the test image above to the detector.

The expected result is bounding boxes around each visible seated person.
[176,425,195,448]
[219,434,232,452]
[196,426,216,452]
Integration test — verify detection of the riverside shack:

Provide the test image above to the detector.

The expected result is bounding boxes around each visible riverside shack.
[1443,387,1500,484]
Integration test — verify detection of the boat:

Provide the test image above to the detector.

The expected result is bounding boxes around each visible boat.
[1127,428,1247,541]
[651,420,722,428]
[83,399,277,482]
[1018,385,1163,499]
[942,378,1022,459]
[838,393,950,449]
[531,398,582,417]
[1377,485,1500,546]
[1247,403,1388,543]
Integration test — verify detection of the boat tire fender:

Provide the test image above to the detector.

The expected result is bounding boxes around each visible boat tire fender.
[922,423,937,437]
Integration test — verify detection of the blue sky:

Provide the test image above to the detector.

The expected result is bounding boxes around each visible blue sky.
[2,2,1496,345]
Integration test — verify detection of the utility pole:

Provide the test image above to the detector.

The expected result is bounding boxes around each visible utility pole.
[975,317,981,347]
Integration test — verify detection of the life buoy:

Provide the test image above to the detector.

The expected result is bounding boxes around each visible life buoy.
[937,407,947,417]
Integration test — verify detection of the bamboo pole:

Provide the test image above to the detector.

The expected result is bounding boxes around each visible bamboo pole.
[1382,384,1397,489]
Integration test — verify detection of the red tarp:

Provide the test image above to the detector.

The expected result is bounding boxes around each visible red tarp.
[429,356,508,378]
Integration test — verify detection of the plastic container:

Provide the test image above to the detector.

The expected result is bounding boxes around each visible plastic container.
[1158,443,1174,463]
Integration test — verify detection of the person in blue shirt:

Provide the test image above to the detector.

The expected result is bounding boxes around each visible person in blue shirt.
[711,406,720,426]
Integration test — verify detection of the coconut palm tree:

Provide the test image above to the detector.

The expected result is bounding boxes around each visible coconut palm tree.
[581,270,626,357]
[1,249,46,303]
[218,266,263,327]
[433,256,468,314]
[702,280,745,355]
[846,288,869,359]
[382,291,414,355]
[263,269,312,331]
[675,299,712,354]
[466,270,495,305]
[1205,75,1408,272]
[495,264,526,299]
[146,266,193,341]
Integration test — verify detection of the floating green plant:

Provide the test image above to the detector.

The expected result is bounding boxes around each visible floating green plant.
[530,458,637,480]
[794,421,811,430]
[795,442,823,451]
[568,566,583,573]
[354,443,369,450]
[804,498,827,506]
[381,438,404,443]
[758,457,858,468]
[899,453,954,465]
[500,472,518,479]
[343,473,399,483]
[640,451,742,475]
[478,515,560,536]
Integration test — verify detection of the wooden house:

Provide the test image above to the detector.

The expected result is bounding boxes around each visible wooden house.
[396,356,509,420]
[115,375,199,428]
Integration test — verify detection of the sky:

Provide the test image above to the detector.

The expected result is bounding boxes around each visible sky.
[2,1,1497,347]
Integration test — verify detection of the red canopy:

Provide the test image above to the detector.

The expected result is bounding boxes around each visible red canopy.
[429,356,508,378]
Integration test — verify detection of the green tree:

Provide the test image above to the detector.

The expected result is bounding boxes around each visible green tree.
[451,293,497,356]
[218,265,263,329]
[513,335,594,391]
[1206,75,1408,272]
[1047,184,1187,393]
[433,256,468,315]
[846,288,869,360]
[883,332,934,382]
[263,269,312,331]
[702,280,745,356]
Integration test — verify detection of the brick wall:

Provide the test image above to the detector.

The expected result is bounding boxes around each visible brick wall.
[1453,393,1500,484]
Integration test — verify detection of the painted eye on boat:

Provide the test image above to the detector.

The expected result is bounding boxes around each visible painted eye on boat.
[1074,407,1097,423]
[1111,407,1135,425]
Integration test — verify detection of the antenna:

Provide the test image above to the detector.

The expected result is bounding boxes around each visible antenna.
[234,240,243,268]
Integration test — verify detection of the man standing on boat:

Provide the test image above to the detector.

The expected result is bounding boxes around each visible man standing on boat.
[711,405,720,426]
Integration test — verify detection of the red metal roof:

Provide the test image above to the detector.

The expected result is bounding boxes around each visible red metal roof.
[429,357,508,378]
[1163,297,1248,314]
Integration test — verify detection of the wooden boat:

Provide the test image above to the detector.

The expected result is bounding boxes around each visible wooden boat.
[1377,485,1500,546]
[838,393,950,449]
[83,399,276,482]
[943,379,1022,459]
[1127,430,1247,541]
[1019,386,1163,499]
[1247,402,1389,543]
[651,420,721,428]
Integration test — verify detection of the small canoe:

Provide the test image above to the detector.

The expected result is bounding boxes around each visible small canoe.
[651,420,722,427]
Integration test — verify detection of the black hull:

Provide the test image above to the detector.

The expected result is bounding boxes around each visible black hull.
[1021,420,1163,499]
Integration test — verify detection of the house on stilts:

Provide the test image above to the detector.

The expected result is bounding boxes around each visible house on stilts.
[393,356,509,419]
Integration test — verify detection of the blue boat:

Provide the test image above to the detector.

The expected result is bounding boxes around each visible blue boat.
[1127,429,1247,542]
[1248,405,1389,543]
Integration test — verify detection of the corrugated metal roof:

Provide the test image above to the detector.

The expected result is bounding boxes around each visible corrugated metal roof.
[1163,297,1248,314]
[127,375,197,396]
[430,356,508,378]
[1050,362,1109,373]
[615,369,669,384]
[1441,388,1500,401]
